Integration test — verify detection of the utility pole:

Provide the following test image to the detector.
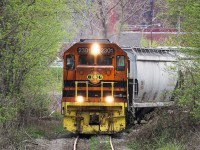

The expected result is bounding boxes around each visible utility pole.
[150,0,154,47]
[178,7,181,47]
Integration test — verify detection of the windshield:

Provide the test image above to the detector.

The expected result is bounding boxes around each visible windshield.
[97,56,112,65]
[116,55,125,71]
[79,55,94,65]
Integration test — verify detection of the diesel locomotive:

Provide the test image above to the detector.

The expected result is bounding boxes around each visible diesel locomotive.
[61,39,177,134]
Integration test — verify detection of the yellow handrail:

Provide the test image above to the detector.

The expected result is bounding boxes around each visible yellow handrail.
[75,81,88,101]
[101,82,114,101]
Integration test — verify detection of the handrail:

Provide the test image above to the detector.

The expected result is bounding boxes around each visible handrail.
[101,82,114,101]
[75,81,88,101]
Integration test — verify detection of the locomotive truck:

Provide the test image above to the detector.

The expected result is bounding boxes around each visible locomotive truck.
[61,39,177,134]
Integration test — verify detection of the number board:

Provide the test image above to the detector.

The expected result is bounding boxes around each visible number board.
[77,47,114,54]
[77,47,89,54]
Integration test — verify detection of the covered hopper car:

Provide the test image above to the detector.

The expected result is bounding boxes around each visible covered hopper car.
[61,39,178,134]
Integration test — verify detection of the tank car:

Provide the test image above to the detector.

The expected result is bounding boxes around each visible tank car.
[123,47,178,122]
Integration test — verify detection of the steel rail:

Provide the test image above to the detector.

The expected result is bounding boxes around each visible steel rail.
[73,136,79,150]
[110,136,114,150]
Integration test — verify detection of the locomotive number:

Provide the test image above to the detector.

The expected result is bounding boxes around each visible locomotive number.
[101,48,114,54]
[77,47,114,54]
[77,48,89,54]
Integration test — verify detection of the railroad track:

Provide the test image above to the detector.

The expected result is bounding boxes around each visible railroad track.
[73,135,114,150]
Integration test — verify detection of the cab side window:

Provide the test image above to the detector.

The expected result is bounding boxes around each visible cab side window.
[66,55,74,70]
[116,55,125,71]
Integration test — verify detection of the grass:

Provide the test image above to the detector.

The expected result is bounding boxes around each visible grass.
[127,108,191,150]
[89,136,99,150]
[25,119,67,139]
[89,136,111,150]
[25,126,45,138]
[157,142,185,150]
[128,131,186,150]
[0,118,67,149]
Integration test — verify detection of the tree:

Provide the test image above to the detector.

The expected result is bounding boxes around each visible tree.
[73,0,154,40]
[168,0,200,119]
[0,0,74,126]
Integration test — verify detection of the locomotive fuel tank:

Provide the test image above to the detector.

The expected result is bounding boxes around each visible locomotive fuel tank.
[124,47,178,108]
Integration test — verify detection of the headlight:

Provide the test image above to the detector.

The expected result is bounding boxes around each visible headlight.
[91,43,100,55]
[76,96,84,103]
[105,96,114,103]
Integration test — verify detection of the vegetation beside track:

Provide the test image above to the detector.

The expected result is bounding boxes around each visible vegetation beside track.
[89,136,111,150]
[0,67,64,149]
[126,108,199,150]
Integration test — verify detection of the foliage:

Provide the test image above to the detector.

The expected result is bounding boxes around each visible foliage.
[140,36,158,48]
[0,120,66,149]
[25,126,45,139]
[168,0,200,48]
[129,137,185,150]
[89,136,99,150]
[25,120,66,139]
[167,0,200,119]
[157,142,185,150]
[128,128,186,150]
[127,108,193,150]
[140,34,180,48]
[52,111,63,120]
[0,98,17,124]
[89,136,110,150]
[45,67,63,92]
[21,67,62,120]
[73,0,157,40]
[0,0,72,128]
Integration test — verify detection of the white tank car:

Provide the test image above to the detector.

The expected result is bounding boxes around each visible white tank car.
[123,47,178,111]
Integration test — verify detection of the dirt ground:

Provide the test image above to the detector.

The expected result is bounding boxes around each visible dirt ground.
[1,123,199,150]
[23,135,132,150]
[1,108,200,150]
[13,132,133,150]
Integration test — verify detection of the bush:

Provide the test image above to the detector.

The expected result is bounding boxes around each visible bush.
[128,108,197,150]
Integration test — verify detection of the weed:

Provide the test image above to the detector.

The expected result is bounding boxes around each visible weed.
[128,141,142,150]
[90,136,99,150]
[127,108,195,150]
[25,126,45,138]
[157,142,186,150]
[52,112,63,120]
[25,119,67,139]
[89,136,111,150]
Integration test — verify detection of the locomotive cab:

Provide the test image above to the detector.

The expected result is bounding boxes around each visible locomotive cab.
[62,39,128,134]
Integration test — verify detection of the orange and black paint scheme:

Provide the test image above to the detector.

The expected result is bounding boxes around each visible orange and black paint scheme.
[61,39,128,134]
